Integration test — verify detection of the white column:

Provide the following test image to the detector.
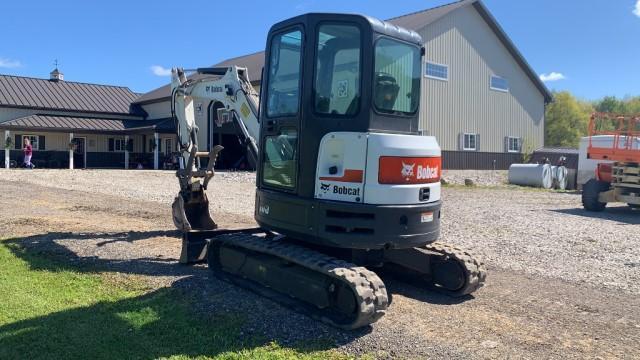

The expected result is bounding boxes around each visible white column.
[153,132,159,170]
[124,135,130,169]
[69,133,74,170]
[4,130,10,169]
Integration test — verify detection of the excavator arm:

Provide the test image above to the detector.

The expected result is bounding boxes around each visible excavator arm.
[171,66,260,163]
[170,66,260,242]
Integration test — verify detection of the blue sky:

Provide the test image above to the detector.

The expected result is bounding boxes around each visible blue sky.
[1,0,639,100]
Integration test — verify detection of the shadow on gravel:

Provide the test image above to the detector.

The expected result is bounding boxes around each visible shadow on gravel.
[5,231,188,277]
[4,230,478,356]
[3,231,373,354]
[381,276,473,306]
[551,207,640,225]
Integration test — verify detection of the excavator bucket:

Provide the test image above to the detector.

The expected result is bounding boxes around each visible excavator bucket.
[172,186,218,264]
[171,189,217,232]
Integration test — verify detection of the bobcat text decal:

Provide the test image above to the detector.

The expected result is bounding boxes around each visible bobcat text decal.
[379,156,442,184]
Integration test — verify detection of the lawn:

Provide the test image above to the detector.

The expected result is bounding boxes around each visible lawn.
[0,239,352,360]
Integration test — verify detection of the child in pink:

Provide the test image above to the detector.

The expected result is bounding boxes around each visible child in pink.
[23,138,33,169]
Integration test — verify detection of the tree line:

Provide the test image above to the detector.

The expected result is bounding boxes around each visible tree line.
[545,92,640,148]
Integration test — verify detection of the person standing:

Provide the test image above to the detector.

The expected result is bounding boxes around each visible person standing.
[23,138,33,169]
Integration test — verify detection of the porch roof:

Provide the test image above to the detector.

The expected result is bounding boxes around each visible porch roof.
[0,115,175,134]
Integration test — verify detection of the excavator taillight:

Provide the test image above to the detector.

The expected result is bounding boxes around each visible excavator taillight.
[378,156,441,184]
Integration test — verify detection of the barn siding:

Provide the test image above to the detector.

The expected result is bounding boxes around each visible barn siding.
[418,5,544,154]
[443,150,522,170]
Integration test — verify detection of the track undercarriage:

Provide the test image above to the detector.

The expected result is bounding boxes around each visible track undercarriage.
[181,229,486,330]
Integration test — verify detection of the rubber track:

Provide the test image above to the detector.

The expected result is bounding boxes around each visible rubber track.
[424,242,487,296]
[210,233,388,329]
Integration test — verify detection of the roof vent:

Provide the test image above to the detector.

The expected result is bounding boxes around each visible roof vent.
[50,67,64,82]
[50,60,64,82]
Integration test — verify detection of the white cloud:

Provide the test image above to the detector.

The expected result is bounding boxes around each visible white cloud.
[539,72,566,82]
[150,65,172,76]
[0,57,22,68]
[634,0,640,17]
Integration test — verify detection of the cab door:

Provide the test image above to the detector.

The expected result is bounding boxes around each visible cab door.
[259,27,304,192]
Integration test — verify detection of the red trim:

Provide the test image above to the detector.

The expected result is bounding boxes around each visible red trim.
[319,169,364,183]
[588,113,640,163]
[596,163,612,183]
[378,156,441,184]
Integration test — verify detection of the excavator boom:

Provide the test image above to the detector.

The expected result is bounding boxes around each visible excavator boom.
[170,66,261,259]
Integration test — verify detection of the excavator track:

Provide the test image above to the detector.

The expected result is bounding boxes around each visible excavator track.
[424,242,486,296]
[384,242,486,297]
[207,232,388,330]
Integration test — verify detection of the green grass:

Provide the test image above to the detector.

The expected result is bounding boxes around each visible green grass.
[0,239,354,360]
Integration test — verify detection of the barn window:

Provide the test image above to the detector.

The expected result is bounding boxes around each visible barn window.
[110,138,126,152]
[164,138,173,155]
[463,133,478,151]
[507,136,521,153]
[490,75,509,92]
[425,62,448,81]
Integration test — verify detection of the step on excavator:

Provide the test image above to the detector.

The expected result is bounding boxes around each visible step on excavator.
[171,13,486,329]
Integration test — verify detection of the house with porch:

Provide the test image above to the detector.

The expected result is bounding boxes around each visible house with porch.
[0,68,176,169]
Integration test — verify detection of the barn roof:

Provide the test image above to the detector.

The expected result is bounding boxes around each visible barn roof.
[0,74,140,115]
[0,114,174,134]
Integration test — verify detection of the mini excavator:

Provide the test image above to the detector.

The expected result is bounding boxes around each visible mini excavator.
[170,13,486,329]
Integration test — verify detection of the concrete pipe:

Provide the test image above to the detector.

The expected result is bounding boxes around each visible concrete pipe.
[508,163,553,189]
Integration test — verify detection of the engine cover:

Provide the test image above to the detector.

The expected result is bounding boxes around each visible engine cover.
[314,132,442,206]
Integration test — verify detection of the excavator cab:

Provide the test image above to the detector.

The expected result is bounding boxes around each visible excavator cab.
[255,13,433,250]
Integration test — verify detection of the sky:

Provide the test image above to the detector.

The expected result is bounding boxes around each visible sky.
[0,0,639,100]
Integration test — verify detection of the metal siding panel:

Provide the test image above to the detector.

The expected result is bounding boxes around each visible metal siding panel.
[418,6,544,158]
[2,77,23,105]
[96,86,119,113]
[6,77,30,106]
[112,88,132,113]
[0,79,11,104]
[37,81,64,110]
[25,77,55,109]
[111,88,133,112]
[84,85,109,112]
[43,81,70,109]
[63,83,89,111]
[102,86,127,113]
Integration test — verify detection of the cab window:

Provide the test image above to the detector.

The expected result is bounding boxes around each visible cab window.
[314,24,361,116]
[262,129,298,189]
[266,29,303,117]
[374,38,421,115]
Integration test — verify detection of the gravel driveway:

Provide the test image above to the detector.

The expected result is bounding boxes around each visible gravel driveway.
[1,169,638,359]
[1,169,636,295]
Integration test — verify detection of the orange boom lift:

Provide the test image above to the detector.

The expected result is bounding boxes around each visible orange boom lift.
[582,113,640,211]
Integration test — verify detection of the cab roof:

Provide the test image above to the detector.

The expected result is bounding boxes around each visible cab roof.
[269,13,423,46]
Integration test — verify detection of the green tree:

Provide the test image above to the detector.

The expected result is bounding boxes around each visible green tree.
[623,96,640,114]
[545,91,592,147]
[595,96,625,114]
